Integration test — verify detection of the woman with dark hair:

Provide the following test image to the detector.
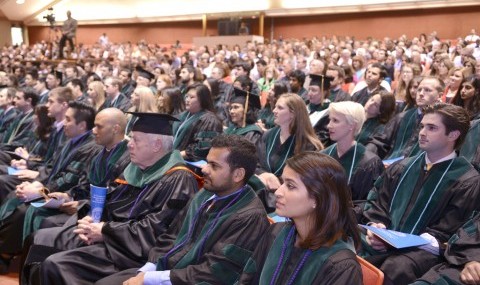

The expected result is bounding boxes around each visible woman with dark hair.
[257,81,289,131]
[29,105,55,158]
[0,105,54,200]
[402,75,423,112]
[172,83,223,161]
[462,56,477,77]
[86,72,102,85]
[451,75,480,120]
[238,152,362,285]
[157,87,185,116]
[203,77,223,118]
[224,80,263,146]
[357,90,396,146]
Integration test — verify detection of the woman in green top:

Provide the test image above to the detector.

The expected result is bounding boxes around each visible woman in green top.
[173,83,223,161]
[357,90,395,146]
[256,93,323,192]
[238,152,362,284]
[224,75,263,146]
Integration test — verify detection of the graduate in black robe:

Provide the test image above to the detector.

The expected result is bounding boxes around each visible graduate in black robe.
[366,77,444,160]
[22,108,132,241]
[224,86,263,147]
[0,88,37,150]
[256,93,323,212]
[238,152,362,285]
[460,118,480,170]
[412,211,480,285]
[356,90,396,146]
[0,102,100,263]
[172,83,223,162]
[41,135,267,285]
[0,87,19,141]
[306,74,333,146]
[321,101,384,218]
[361,104,480,285]
[36,113,199,285]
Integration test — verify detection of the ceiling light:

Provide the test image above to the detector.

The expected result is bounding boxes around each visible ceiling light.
[16,0,25,4]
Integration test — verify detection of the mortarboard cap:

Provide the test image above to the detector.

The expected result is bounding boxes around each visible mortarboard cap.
[128,112,179,135]
[231,87,261,110]
[309,74,333,90]
[230,87,261,128]
[135,66,155,81]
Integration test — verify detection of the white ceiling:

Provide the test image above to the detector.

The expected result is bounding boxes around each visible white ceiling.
[1,0,480,25]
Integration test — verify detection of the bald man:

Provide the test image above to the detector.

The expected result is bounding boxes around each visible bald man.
[22,108,131,240]
[24,113,198,285]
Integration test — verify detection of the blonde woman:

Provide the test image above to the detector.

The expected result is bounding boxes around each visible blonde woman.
[126,86,158,135]
[86,81,106,111]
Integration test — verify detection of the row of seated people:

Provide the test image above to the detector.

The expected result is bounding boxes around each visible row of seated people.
[0,71,478,284]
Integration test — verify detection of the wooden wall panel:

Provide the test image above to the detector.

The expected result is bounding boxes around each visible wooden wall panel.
[27,6,480,46]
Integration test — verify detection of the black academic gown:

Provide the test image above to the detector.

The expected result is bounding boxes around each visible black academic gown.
[0,107,19,141]
[356,117,385,146]
[255,126,318,212]
[0,109,36,150]
[103,93,131,113]
[307,102,331,146]
[24,140,131,240]
[351,85,386,106]
[366,107,421,159]
[322,143,384,218]
[460,119,480,171]
[413,212,480,285]
[361,153,480,285]
[0,132,100,255]
[121,80,136,98]
[329,87,351,102]
[237,222,363,285]
[224,124,263,147]
[0,126,67,203]
[38,152,198,285]
[172,110,223,162]
[94,186,269,285]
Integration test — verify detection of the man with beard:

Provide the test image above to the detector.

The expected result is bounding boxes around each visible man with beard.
[178,64,197,96]
[38,113,200,285]
[351,63,387,106]
[93,135,269,285]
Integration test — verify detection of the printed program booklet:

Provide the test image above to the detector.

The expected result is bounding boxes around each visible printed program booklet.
[360,224,430,248]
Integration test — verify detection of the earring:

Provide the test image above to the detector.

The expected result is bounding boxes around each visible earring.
[312,204,316,209]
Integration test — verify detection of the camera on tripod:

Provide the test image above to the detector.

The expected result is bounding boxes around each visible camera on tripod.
[43,7,55,27]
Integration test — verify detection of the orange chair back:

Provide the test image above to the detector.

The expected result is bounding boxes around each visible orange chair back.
[357,255,384,285]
